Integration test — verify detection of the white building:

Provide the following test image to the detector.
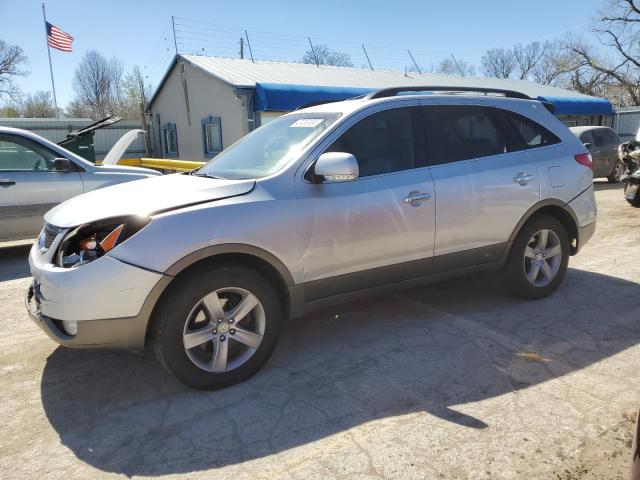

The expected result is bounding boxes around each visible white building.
[147,54,614,160]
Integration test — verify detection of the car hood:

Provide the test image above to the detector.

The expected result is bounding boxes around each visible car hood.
[94,163,161,176]
[45,173,256,228]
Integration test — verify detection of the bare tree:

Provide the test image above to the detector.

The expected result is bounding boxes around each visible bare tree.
[72,50,125,118]
[0,40,27,102]
[21,90,57,117]
[435,58,476,76]
[513,42,548,80]
[530,41,577,86]
[481,48,516,78]
[65,98,92,118]
[564,0,640,105]
[302,44,354,67]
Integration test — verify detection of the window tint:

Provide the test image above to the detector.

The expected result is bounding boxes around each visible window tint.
[592,129,608,147]
[605,129,619,145]
[580,131,594,146]
[500,110,561,150]
[0,134,58,171]
[326,107,417,177]
[423,106,507,165]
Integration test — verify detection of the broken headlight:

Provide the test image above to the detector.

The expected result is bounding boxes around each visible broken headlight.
[55,216,150,268]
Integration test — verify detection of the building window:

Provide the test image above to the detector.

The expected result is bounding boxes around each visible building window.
[163,123,178,156]
[202,116,222,156]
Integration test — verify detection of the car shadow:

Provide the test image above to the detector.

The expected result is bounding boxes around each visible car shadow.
[594,180,625,191]
[40,268,640,476]
[0,244,32,282]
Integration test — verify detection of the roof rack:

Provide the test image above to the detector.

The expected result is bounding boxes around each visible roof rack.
[364,86,532,101]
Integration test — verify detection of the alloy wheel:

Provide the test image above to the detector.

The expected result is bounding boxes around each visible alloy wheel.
[182,287,266,372]
[523,229,562,287]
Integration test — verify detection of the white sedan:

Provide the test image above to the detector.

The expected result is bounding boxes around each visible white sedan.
[0,126,160,241]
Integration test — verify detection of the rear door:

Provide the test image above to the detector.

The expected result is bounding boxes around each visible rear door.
[421,103,540,270]
[0,133,82,240]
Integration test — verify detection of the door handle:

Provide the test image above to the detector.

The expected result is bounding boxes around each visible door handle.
[513,173,535,186]
[404,191,431,206]
[0,179,16,187]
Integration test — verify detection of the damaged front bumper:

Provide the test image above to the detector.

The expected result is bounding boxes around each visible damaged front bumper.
[27,241,168,350]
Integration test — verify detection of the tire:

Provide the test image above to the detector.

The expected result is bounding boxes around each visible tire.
[607,160,626,183]
[503,214,570,300]
[151,264,283,390]
[625,183,640,207]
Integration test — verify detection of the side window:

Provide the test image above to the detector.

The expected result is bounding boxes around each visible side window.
[0,134,58,171]
[163,123,178,156]
[606,129,620,145]
[592,129,608,147]
[423,106,507,165]
[202,116,222,156]
[580,131,594,146]
[326,107,417,177]
[500,110,561,150]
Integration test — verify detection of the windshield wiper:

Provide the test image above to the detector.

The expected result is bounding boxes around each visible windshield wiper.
[190,170,226,179]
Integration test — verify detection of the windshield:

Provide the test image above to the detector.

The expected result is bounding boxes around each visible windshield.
[197,112,340,179]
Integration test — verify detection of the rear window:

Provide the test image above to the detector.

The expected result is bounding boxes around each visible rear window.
[498,110,561,150]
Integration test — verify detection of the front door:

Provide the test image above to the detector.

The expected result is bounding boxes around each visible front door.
[295,105,436,300]
[0,133,82,240]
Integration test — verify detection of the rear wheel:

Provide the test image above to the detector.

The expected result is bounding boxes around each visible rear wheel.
[608,160,626,183]
[151,264,283,390]
[504,215,570,299]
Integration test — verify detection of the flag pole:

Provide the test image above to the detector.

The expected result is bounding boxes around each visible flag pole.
[41,3,59,118]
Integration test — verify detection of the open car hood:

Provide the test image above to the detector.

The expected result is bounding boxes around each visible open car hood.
[44,173,256,228]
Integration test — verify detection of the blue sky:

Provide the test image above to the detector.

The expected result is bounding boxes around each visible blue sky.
[1,0,604,108]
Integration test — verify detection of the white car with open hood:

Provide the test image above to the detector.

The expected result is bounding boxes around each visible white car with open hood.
[0,126,160,241]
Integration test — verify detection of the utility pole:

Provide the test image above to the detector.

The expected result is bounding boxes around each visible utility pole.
[450,54,464,76]
[407,50,421,74]
[362,44,374,71]
[239,37,244,59]
[308,37,320,67]
[244,30,255,62]
[171,16,178,55]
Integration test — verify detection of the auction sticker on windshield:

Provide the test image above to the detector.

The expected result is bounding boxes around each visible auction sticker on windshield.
[290,119,324,128]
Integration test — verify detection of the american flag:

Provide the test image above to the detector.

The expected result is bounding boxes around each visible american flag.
[46,21,73,52]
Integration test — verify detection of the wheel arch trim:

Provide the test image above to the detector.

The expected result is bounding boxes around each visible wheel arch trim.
[507,199,580,254]
[164,243,295,286]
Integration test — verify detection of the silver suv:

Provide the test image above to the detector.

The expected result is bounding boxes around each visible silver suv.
[26,87,597,389]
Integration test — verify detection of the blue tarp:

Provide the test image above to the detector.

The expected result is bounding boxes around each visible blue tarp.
[536,95,613,116]
[254,82,614,116]
[255,83,372,111]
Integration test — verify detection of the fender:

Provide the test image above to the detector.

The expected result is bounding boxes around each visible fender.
[507,198,580,254]
[164,243,295,286]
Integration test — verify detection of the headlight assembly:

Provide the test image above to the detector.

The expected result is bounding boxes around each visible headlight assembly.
[55,216,150,268]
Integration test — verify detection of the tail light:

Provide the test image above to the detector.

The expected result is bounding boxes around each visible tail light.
[575,153,593,170]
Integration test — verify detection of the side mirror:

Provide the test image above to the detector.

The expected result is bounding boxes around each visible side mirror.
[314,152,359,183]
[583,142,593,150]
[52,158,73,171]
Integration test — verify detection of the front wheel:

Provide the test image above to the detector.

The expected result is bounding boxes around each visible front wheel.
[151,264,283,390]
[503,215,570,299]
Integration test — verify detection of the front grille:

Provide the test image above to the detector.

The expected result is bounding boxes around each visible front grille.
[42,223,61,250]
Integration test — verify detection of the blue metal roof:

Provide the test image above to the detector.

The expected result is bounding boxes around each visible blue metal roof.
[255,83,372,111]
[537,95,613,116]
[253,82,614,116]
